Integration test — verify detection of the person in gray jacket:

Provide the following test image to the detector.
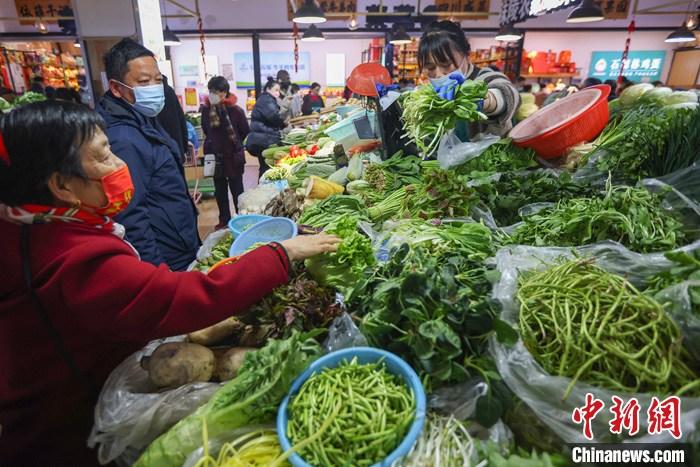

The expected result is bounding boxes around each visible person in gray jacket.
[418,20,520,138]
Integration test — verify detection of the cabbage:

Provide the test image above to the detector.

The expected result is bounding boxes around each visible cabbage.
[619,83,653,106]
[520,92,536,105]
[663,91,698,106]
[664,102,698,111]
[516,103,539,121]
[639,86,672,104]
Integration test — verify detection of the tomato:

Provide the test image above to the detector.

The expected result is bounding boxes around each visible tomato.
[307,144,319,155]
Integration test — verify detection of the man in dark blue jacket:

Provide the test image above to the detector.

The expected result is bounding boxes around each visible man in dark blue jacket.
[97,38,199,271]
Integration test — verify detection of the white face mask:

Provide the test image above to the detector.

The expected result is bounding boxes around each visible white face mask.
[209,92,221,105]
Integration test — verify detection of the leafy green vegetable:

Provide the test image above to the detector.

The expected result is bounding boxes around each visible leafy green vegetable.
[508,182,685,253]
[348,237,498,389]
[192,233,234,272]
[134,332,322,467]
[454,139,538,175]
[13,91,46,107]
[297,195,368,228]
[305,214,375,294]
[401,81,488,157]
[403,168,480,219]
[235,272,343,346]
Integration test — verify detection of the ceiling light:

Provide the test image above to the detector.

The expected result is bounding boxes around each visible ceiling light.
[390,26,412,45]
[74,38,81,48]
[348,14,358,31]
[294,0,326,24]
[36,20,48,34]
[665,23,696,42]
[567,0,605,23]
[495,23,522,41]
[163,26,181,46]
[301,24,325,42]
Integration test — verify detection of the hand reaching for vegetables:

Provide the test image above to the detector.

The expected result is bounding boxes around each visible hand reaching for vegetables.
[281,233,341,261]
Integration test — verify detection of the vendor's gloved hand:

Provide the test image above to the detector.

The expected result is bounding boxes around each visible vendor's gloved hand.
[281,233,341,261]
[432,72,466,101]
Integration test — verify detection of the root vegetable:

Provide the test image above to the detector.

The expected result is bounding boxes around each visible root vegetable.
[141,342,215,389]
[214,347,256,381]
[187,317,241,345]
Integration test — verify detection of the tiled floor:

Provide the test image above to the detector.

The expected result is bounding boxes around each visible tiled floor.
[196,153,261,239]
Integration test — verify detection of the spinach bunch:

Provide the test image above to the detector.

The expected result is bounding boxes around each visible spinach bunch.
[455,139,538,175]
[403,168,480,219]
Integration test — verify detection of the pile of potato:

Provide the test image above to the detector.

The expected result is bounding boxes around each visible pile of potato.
[141,318,255,389]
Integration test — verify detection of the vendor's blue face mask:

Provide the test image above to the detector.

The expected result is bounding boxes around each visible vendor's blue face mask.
[429,70,464,88]
[117,81,165,117]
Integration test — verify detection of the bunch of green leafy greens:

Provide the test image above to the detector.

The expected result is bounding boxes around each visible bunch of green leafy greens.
[134,331,322,467]
[454,139,538,175]
[347,235,514,390]
[401,81,488,157]
[13,91,46,107]
[472,170,598,226]
[508,182,685,253]
[297,195,369,228]
[403,168,480,219]
[591,105,697,180]
[305,214,376,294]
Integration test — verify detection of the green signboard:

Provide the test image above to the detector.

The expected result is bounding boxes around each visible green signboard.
[588,50,666,82]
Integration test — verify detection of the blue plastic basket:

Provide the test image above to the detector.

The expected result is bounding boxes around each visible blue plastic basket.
[324,110,377,142]
[229,217,297,257]
[277,347,427,467]
[336,105,360,118]
[227,214,271,238]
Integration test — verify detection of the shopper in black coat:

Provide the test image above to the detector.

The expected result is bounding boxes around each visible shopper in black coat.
[158,76,189,165]
[246,78,285,178]
[201,76,250,228]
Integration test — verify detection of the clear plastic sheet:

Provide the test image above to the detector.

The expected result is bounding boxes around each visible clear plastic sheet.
[654,280,700,364]
[437,131,500,170]
[88,338,222,465]
[323,312,368,353]
[490,242,700,445]
[237,184,281,215]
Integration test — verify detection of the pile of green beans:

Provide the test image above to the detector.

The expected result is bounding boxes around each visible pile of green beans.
[401,81,487,157]
[518,259,700,399]
[287,357,415,466]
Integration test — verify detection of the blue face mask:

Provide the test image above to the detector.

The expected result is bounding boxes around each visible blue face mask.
[429,69,465,89]
[118,81,165,117]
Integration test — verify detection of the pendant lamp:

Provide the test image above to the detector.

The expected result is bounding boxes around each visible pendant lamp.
[301,24,325,42]
[294,0,326,24]
[567,0,605,23]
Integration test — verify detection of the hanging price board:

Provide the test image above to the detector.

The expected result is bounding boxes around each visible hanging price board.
[434,0,491,19]
[14,0,71,25]
[287,0,357,21]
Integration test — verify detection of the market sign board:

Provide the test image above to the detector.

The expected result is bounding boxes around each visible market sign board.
[14,0,71,25]
[434,0,491,20]
[588,51,666,83]
[287,0,356,20]
[233,52,311,89]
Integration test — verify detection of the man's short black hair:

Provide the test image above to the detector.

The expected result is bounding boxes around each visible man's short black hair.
[207,76,230,95]
[0,100,104,206]
[104,38,155,82]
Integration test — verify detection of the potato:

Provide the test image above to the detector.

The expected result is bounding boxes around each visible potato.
[141,342,215,388]
[187,317,241,345]
[214,347,256,381]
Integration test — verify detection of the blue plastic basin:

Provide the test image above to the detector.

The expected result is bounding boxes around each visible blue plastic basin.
[277,347,427,467]
[227,214,270,238]
[229,217,297,257]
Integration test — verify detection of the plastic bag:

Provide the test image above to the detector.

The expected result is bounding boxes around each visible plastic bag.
[323,312,368,353]
[429,379,488,420]
[490,242,700,445]
[237,183,281,214]
[654,280,700,364]
[88,338,222,465]
[186,228,232,272]
[437,131,500,170]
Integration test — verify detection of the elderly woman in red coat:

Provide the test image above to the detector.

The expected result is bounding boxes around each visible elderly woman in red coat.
[0,100,339,466]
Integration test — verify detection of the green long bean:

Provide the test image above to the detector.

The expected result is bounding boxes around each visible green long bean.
[287,357,415,466]
[517,259,699,400]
